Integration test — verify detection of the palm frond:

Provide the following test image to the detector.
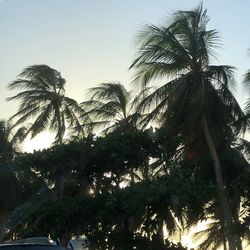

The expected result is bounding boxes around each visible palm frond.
[28,104,53,139]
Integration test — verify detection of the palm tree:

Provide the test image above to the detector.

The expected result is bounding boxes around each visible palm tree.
[7,64,84,145]
[80,82,142,134]
[130,5,245,249]
[0,120,26,162]
[80,82,150,186]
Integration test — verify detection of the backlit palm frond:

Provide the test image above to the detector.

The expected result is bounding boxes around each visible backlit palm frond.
[81,120,111,135]
[18,65,65,91]
[28,104,53,139]
[208,65,236,89]
[243,69,250,93]
[193,220,225,250]
[6,90,51,104]
[135,74,192,128]
[63,97,86,126]
[131,62,185,89]
[243,66,250,116]
[218,85,247,133]
[10,126,28,147]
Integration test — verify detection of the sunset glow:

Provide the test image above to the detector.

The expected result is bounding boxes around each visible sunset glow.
[22,132,54,153]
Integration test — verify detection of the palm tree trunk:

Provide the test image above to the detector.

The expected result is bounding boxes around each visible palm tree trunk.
[157,219,165,246]
[232,201,242,250]
[55,104,65,199]
[56,104,63,145]
[130,169,135,185]
[202,116,235,250]
[235,234,242,250]
[223,236,227,250]
[55,175,64,199]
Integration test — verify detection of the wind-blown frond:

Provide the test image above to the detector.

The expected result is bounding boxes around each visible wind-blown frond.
[193,220,225,250]
[243,64,250,116]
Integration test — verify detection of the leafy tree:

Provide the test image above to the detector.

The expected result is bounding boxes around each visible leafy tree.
[130,4,245,249]
[0,128,213,248]
[16,168,198,249]
[0,161,48,242]
[7,64,84,145]
[0,120,44,242]
[3,126,248,248]
[0,129,154,240]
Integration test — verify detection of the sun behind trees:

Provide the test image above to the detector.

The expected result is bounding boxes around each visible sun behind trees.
[0,4,250,250]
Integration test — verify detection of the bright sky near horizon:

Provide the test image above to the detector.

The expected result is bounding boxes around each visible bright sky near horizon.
[0,0,250,152]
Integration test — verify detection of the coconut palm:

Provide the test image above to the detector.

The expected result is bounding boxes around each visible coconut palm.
[0,120,26,162]
[79,82,151,186]
[80,82,143,134]
[130,4,245,249]
[7,64,84,145]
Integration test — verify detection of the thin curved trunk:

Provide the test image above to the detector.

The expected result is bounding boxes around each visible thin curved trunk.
[223,237,227,250]
[157,219,165,246]
[202,116,236,250]
[130,169,135,185]
[56,175,64,199]
[235,232,242,250]
[56,104,63,145]
[232,201,242,250]
[55,103,64,199]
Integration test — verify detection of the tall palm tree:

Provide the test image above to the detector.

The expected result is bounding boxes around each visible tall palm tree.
[130,5,245,249]
[7,64,84,145]
[80,82,142,134]
[0,120,26,162]
[80,82,149,186]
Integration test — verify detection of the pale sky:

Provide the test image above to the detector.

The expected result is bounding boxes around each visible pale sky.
[0,0,249,151]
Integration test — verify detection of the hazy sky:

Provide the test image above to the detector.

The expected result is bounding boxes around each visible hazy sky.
[0,0,250,150]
